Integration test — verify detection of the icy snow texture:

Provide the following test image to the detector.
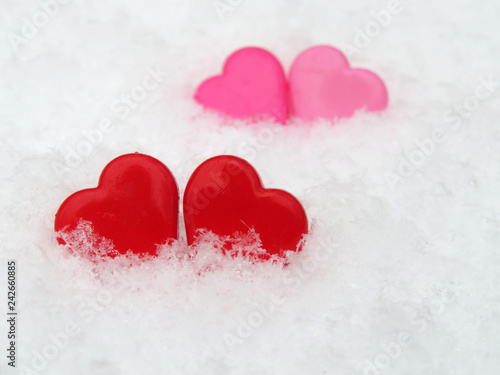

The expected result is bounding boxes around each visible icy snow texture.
[1,0,500,374]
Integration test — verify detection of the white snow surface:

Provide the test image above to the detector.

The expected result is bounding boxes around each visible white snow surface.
[1,0,500,374]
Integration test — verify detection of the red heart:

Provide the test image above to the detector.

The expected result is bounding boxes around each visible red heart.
[54,153,179,258]
[194,47,288,123]
[183,155,308,259]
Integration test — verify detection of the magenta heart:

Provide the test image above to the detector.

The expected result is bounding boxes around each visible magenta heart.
[194,47,288,123]
[289,46,388,120]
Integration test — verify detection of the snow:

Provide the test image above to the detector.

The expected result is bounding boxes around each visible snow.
[1,0,500,374]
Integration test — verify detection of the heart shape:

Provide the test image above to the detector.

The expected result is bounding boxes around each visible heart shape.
[289,45,388,120]
[194,47,288,124]
[54,153,179,258]
[183,155,308,259]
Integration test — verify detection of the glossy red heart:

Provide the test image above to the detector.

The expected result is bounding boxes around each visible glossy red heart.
[183,155,308,259]
[194,47,288,123]
[54,153,179,258]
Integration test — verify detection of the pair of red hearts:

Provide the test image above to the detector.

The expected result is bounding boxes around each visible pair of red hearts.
[54,154,308,261]
[195,45,388,124]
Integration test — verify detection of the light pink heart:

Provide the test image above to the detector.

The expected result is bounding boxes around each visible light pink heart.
[194,47,288,123]
[289,46,388,121]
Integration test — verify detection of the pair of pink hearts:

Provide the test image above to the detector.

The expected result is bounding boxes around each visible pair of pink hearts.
[195,46,388,123]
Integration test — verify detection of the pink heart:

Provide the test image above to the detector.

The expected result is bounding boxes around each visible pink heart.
[289,46,388,120]
[194,47,288,123]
